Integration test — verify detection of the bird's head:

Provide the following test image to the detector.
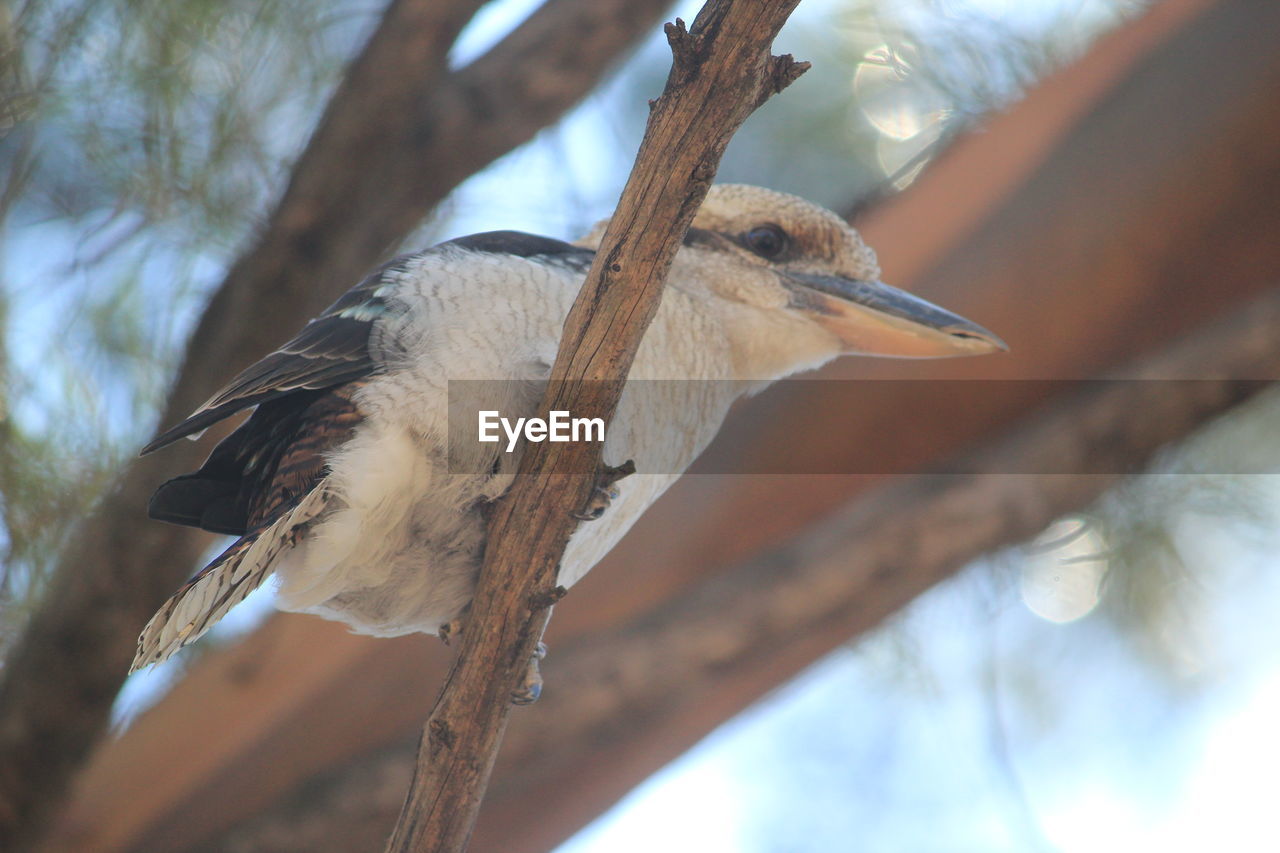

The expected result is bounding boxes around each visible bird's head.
[578,184,1005,379]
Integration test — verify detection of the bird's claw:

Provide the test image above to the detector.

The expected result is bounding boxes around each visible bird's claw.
[570,460,636,521]
[511,642,548,705]
[439,617,463,646]
[570,485,619,521]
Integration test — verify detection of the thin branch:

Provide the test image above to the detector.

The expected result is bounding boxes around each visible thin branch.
[383,2,807,850]
[0,0,671,847]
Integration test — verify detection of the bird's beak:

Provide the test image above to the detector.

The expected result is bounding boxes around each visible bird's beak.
[784,271,1007,358]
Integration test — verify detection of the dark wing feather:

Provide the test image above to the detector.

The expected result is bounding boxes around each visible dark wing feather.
[443,231,596,276]
[142,234,592,456]
[242,385,365,528]
[140,314,376,455]
[149,384,366,535]
[203,316,372,404]
[139,256,407,456]
[445,230,594,264]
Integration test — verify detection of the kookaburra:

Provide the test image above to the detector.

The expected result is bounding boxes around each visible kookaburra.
[132,185,1004,674]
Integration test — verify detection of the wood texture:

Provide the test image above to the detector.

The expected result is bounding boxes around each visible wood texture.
[384,2,805,850]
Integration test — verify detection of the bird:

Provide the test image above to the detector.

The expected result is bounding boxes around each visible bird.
[131,184,1005,679]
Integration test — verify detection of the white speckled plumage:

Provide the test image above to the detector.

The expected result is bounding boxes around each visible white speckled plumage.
[272,245,743,638]
[133,185,1003,672]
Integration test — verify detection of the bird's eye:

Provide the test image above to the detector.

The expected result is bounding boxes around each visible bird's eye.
[744,224,788,259]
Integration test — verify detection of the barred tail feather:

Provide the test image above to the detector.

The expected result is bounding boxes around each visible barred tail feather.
[130,485,331,673]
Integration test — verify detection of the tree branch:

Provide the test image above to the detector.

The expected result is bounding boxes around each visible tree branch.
[383,2,806,850]
[0,0,671,847]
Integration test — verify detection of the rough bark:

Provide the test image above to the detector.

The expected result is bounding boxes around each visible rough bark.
[0,0,671,847]
[383,2,806,850]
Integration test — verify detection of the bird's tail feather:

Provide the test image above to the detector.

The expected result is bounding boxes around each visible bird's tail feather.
[130,485,331,673]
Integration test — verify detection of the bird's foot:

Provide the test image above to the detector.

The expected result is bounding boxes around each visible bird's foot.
[511,642,548,705]
[438,617,464,646]
[570,485,618,521]
[438,604,472,647]
[570,459,636,521]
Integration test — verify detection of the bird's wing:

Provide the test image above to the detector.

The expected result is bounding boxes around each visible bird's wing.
[132,252,401,666]
[141,232,594,457]
[139,258,400,456]
[148,381,367,535]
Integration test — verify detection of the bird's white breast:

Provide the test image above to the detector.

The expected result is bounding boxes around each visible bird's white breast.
[271,248,741,636]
